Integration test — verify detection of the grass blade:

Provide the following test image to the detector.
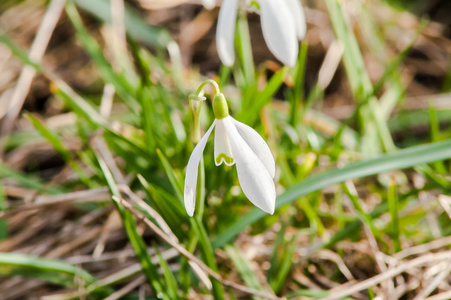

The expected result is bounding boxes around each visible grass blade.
[191,218,225,299]
[213,139,451,248]
[73,0,172,48]
[153,242,180,299]
[388,177,401,252]
[325,0,395,153]
[156,148,184,202]
[0,253,111,296]
[0,163,63,195]
[97,156,166,296]
[226,245,265,300]
[0,183,7,240]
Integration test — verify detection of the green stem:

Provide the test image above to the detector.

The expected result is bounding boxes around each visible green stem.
[236,11,255,86]
[290,42,308,127]
[195,79,220,96]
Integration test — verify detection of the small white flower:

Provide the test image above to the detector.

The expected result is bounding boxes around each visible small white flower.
[201,0,216,9]
[216,0,306,67]
[184,93,276,216]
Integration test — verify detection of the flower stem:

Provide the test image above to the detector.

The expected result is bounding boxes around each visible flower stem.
[236,11,255,85]
[195,79,220,96]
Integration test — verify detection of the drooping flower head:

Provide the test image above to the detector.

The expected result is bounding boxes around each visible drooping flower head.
[215,0,306,67]
[184,80,276,216]
[201,0,216,9]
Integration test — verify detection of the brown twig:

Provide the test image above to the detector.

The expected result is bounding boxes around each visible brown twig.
[0,187,111,218]
[394,235,451,260]
[413,260,451,300]
[426,289,451,300]
[104,275,146,300]
[323,251,451,300]
[0,0,66,150]
[116,196,285,300]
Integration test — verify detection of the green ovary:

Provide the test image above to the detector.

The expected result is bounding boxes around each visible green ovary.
[216,153,234,165]
[213,93,229,119]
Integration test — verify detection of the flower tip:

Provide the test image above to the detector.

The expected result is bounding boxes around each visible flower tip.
[217,40,235,66]
[286,56,297,68]
[280,43,299,67]
[270,203,275,214]
[260,190,276,215]
[185,206,195,217]
[184,191,195,217]
[201,0,216,10]
[297,29,306,41]
[216,0,239,67]
[256,203,275,215]
[265,202,276,215]
[254,195,276,215]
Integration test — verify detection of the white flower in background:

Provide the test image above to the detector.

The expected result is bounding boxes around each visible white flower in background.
[216,0,306,67]
[184,92,276,216]
[201,0,216,9]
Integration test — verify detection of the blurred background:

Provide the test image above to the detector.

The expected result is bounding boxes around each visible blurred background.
[1,0,451,142]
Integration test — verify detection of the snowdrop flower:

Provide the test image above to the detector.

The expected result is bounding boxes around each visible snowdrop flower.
[216,0,306,67]
[201,0,216,9]
[184,82,276,216]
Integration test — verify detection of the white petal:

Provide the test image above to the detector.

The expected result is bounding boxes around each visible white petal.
[231,117,275,178]
[223,116,276,214]
[214,119,235,166]
[201,0,216,9]
[259,0,299,67]
[216,0,239,66]
[184,121,216,216]
[284,0,306,40]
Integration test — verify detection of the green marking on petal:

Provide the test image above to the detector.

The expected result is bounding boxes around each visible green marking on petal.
[216,153,234,165]
[249,0,260,10]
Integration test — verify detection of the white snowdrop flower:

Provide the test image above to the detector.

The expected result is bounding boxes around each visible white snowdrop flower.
[216,0,306,67]
[201,0,216,9]
[184,91,276,216]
